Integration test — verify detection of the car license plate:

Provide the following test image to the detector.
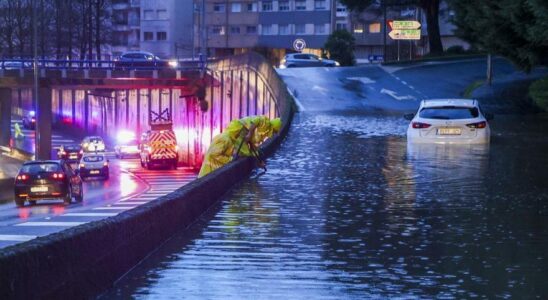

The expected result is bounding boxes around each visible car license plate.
[30,186,48,193]
[69,154,77,159]
[438,128,462,135]
[90,170,100,174]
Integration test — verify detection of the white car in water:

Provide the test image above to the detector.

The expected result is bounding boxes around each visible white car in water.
[405,99,493,144]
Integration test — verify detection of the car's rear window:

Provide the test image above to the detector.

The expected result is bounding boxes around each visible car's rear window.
[21,163,60,174]
[419,106,479,120]
[65,145,80,151]
[83,156,104,162]
[88,138,103,143]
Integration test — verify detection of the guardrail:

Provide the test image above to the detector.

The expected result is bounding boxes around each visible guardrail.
[0,58,204,71]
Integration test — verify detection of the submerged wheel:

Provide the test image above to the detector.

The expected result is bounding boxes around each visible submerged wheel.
[64,187,72,205]
[15,198,25,208]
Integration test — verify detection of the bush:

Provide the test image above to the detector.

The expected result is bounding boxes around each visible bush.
[445,45,466,54]
[529,77,548,112]
[324,30,356,66]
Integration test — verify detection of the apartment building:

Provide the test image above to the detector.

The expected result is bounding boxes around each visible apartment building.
[111,0,141,56]
[140,0,194,58]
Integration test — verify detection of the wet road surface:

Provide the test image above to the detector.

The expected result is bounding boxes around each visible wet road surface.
[0,159,196,248]
[105,59,548,298]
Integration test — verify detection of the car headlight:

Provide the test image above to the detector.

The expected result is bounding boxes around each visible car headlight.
[335,61,340,66]
[168,60,178,68]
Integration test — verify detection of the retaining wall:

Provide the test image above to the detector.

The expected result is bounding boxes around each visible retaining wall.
[0,53,295,299]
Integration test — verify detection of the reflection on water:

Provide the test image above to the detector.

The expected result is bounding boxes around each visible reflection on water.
[106,112,548,299]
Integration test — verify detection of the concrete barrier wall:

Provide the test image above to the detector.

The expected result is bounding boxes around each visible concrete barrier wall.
[0,53,295,299]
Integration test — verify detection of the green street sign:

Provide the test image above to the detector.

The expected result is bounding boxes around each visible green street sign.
[389,29,421,40]
[392,20,421,30]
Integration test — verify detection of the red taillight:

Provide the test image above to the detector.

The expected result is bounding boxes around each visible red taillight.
[412,122,431,129]
[16,174,29,181]
[53,173,65,179]
[103,162,108,167]
[466,121,487,129]
[31,118,36,123]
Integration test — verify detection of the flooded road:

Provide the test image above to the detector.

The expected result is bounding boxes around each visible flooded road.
[106,110,548,299]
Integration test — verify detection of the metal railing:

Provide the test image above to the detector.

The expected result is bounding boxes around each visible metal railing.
[0,58,204,71]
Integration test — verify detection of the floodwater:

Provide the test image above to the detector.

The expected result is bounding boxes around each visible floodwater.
[105,111,548,299]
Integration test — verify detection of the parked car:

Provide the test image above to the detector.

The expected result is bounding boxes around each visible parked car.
[81,136,106,152]
[14,160,83,207]
[22,111,36,129]
[405,99,493,144]
[57,144,83,162]
[279,53,340,68]
[1,60,32,70]
[114,51,169,69]
[79,152,109,180]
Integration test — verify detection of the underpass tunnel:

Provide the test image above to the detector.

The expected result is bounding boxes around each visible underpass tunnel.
[6,68,280,167]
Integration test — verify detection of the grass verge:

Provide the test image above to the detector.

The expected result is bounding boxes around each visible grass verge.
[529,77,548,112]
[463,80,485,98]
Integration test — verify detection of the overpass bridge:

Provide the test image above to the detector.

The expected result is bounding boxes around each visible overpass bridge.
[0,57,281,167]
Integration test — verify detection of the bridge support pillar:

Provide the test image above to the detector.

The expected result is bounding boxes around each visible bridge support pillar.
[0,88,12,147]
[35,87,52,160]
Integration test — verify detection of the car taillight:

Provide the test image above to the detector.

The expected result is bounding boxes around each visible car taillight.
[79,150,84,154]
[466,121,487,129]
[52,173,65,179]
[31,118,36,123]
[103,162,108,167]
[79,163,85,168]
[412,122,431,129]
[16,174,29,181]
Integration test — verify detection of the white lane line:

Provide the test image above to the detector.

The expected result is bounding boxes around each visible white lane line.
[64,213,118,217]
[118,201,149,204]
[409,86,415,90]
[0,234,37,241]
[287,87,305,112]
[15,222,86,227]
[347,77,376,84]
[92,206,135,210]
[401,81,408,85]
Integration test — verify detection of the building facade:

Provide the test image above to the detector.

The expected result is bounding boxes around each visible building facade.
[111,0,141,56]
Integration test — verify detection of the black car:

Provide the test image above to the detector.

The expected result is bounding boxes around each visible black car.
[22,111,36,129]
[114,51,169,69]
[57,144,83,162]
[14,160,83,207]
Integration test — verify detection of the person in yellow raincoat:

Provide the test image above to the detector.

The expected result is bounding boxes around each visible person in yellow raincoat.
[198,116,282,178]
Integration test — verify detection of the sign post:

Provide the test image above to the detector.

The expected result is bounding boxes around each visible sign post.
[293,39,306,52]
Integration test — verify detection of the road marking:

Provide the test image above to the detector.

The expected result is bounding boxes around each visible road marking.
[401,81,408,85]
[93,206,135,210]
[118,201,148,205]
[287,87,305,112]
[380,88,416,101]
[0,234,37,241]
[64,213,118,217]
[347,77,376,84]
[15,222,86,227]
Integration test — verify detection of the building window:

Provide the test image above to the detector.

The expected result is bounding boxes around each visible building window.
[143,9,154,20]
[247,3,257,11]
[231,3,241,12]
[279,1,289,11]
[157,9,167,19]
[369,23,381,33]
[211,25,225,35]
[353,23,364,33]
[262,1,273,11]
[336,22,347,31]
[295,24,306,34]
[246,26,257,34]
[279,24,290,35]
[314,0,326,10]
[295,0,306,10]
[157,31,167,40]
[213,3,226,12]
[262,24,274,35]
[143,31,153,41]
[230,26,241,34]
[314,24,326,34]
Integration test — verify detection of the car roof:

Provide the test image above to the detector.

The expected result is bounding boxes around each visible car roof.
[121,51,155,56]
[421,99,478,108]
[82,152,106,157]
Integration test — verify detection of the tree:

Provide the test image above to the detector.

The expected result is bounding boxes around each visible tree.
[449,0,548,72]
[324,29,356,66]
[340,0,444,55]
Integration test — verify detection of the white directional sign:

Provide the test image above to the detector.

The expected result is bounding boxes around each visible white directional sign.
[388,29,421,40]
[293,39,306,52]
[392,20,421,30]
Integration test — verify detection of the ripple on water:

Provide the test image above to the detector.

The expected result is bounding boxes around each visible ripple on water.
[106,112,548,299]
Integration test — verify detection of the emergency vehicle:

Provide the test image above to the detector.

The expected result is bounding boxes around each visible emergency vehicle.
[139,109,178,169]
